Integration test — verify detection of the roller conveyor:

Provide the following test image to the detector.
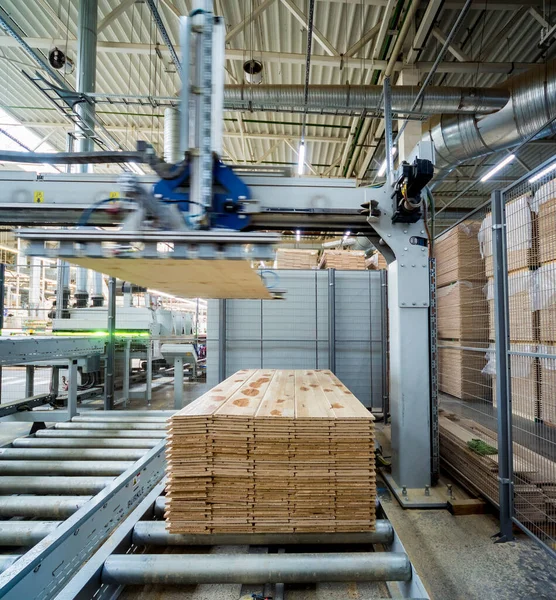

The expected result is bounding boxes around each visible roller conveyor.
[0,411,169,597]
[0,411,428,600]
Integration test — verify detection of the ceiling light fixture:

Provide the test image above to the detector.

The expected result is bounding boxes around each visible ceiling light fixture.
[480,154,515,182]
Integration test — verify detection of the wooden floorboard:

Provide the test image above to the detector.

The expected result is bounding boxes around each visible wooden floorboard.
[166,369,376,534]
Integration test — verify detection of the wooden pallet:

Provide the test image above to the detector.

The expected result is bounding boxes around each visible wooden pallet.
[538,344,556,425]
[538,191,556,263]
[319,250,366,270]
[435,222,485,287]
[165,369,376,534]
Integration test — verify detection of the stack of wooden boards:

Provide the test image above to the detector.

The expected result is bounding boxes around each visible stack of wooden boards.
[435,223,490,401]
[365,252,388,270]
[275,248,319,269]
[440,414,555,526]
[319,249,366,270]
[165,369,376,534]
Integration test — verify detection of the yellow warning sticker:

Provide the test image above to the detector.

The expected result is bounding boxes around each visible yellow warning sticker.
[34,191,44,203]
[109,191,119,199]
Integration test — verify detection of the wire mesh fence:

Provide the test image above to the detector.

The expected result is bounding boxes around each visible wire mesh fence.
[503,164,556,551]
[435,156,556,556]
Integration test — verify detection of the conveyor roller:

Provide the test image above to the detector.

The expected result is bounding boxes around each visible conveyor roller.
[35,429,165,438]
[0,496,91,519]
[0,448,146,461]
[54,422,166,430]
[0,460,133,476]
[101,552,412,585]
[0,476,112,495]
[0,521,59,546]
[132,520,395,546]
[12,437,160,449]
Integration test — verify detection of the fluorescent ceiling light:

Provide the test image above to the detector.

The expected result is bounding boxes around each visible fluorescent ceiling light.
[297,142,305,175]
[377,147,397,177]
[295,229,301,242]
[480,154,515,182]
[529,160,556,183]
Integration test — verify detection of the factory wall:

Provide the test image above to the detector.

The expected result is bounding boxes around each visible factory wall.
[206,270,386,410]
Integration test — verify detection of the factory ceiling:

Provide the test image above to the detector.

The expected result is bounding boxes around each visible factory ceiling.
[0,0,556,220]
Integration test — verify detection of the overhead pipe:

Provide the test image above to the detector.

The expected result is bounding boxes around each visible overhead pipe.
[383,0,419,79]
[102,553,412,585]
[424,59,556,173]
[224,85,508,115]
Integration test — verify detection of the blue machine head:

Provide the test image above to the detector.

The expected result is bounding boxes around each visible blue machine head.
[152,157,252,231]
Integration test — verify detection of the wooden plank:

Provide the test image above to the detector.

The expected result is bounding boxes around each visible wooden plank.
[71,258,273,299]
[166,369,376,534]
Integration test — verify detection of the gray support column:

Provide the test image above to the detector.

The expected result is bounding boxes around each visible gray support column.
[146,341,153,406]
[380,268,389,419]
[75,0,99,305]
[492,190,514,542]
[25,366,34,398]
[218,299,227,382]
[29,257,41,318]
[68,359,78,419]
[383,76,394,186]
[174,357,184,409]
[123,339,131,408]
[328,268,336,373]
[104,276,116,410]
[91,271,104,307]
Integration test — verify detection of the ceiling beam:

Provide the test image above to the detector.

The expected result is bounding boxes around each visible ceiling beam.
[98,0,135,34]
[226,0,276,43]
[279,0,339,56]
[406,0,443,64]
[345,23,380,58]
[0,120,344,143]
[372,0,396,60]
[431,26,472,62]
[0,36,543,73]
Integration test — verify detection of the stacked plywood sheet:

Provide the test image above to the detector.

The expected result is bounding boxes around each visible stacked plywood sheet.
[365,252,388,270]
[435,223,490,402]
[276,249,319,270]
[435,222,485,288]
[486,270,536,342]
[534,179,556,264]
[165,369,376,534]
[319,250,366,270]
[438,341,490,401]
[538,344,556,426]
[480,195,537,278]
[437,281,489,340]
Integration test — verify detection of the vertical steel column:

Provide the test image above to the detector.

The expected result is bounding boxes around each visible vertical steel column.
[380,268,389,419]
[75,0,98,304]
[146,341,153,406]
[104,276,116,410]
[68,359,78,419]
[75,0,97,158]
[0,263,4,403]
[25,366,34,398]
[123,339,131,408]
[383,76,394,187]
[492,190,514,542]
[328,269,336,373]
[429,257,439,483]
[218,299,227,382]
[174,357,184,409]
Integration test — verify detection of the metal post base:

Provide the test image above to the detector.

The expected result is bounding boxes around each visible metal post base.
[381,471,447,509]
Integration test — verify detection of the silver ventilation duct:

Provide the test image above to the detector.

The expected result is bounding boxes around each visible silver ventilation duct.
[423,60,556,171]
[223,85,508,115]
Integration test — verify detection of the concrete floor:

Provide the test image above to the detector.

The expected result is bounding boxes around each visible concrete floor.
[2,379,556,599]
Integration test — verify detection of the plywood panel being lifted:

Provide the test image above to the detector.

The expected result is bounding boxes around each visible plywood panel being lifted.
[70,258,273,299]
[165,369,376,534]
